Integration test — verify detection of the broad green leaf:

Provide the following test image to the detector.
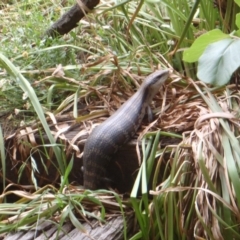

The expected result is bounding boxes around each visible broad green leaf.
[235,0,240,7]
[183,29,229,63]
[197,38,240,86]
[235,29,240,37]
[236,13,240,30]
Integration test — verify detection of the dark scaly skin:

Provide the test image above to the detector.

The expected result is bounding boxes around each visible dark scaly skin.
[83,69,169,189]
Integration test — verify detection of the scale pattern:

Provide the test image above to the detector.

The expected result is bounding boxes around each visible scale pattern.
[83,70,169,189]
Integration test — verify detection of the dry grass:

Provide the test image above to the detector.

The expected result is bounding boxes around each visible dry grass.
[1,0,240,238]
[2,64,240,238]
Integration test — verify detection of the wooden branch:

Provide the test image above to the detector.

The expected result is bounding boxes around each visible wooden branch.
[44,0,100,38]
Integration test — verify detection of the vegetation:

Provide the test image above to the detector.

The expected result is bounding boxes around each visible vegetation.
[0,0,240,239]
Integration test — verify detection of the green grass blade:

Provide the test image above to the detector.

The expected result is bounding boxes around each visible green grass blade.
[222,132,240,207]
[0,125,5,191]
[146,131,161,182]
[0,53,64,174]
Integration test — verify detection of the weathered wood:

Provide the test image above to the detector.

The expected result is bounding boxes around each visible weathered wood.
[2,215,134,240]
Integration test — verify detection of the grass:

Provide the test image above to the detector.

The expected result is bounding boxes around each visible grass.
[0,187,129,236]
[0,0,240,239]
